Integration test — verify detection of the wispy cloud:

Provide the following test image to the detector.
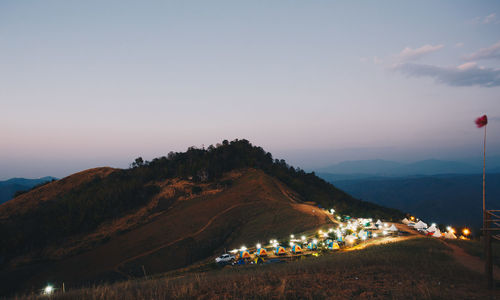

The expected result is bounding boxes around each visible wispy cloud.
[463,40,500,61]
[394,62,500,87]
[397,44,444,62]
[483,13,497,24]
[468,13,499,24]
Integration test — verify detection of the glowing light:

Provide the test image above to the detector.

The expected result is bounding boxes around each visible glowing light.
[361,236,367,240]
[290,234,295,239]
[330,209,335,214]
[313,239,318,244]
[383,230,387,235]
[241,246,247,251]
[432,223,436,227]
[290,242,294,246]
[463,228,470,236]
[256,243,261,249]
[373,233,378,238]
[301,235,306,241]
[318,230,323,234]
[44,285,53,295]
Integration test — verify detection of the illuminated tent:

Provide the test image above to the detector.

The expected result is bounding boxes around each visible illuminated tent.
[427,224,437,232]
[239,250,251,259]
[389,224,398,232]
[307,242,318,250]
[337,235,344,242]
[328,241,340,250]
[255,248,268,256]
[275,246,287,255]
[402,218,410,224]
[359,229,368,239]
[444,231,457,239]
[376,220,383,226]
[414,221,428,230]
[432,229,442,238]
[291,245,302,254]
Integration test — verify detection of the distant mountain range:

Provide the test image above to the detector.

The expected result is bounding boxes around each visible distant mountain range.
[319,173,500,230]
[0,177,56,204]
[316,158,500,180]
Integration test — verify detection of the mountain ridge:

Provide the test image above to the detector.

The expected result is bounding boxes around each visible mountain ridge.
[0,139,401,296]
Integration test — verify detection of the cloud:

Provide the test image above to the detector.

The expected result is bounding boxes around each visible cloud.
[397,44,444,62]
[468,13,499,24]
[373,56,383,65]
[483,13,497,24]
[394,62,500,87]
[463,40,500,61]
[455,42,464,48]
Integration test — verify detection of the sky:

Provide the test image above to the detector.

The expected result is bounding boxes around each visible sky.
[1,0,500,179]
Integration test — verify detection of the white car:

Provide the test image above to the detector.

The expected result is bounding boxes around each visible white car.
[215,253,235,263]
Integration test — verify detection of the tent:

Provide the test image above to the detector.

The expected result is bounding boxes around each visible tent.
[388,224,398,232]
[291,245,302,254]
[275,246,287,255]
[427,224,437,232]
[337,235,344,242]
[444,231,457,239]
[328,241,340,250]
[254,256,265,264]
[239,250,251,259]
[307,242,318,250]
[376,220,383,226]
[359,230,368,239]
[255,248,268,257]
[402,218,410,224]
[414,221,428,230]
[432,229,442,238]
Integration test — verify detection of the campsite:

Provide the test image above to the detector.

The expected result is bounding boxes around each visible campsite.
[211,210,465,269]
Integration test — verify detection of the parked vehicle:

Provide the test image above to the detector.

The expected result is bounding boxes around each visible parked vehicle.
[215,253,235,264]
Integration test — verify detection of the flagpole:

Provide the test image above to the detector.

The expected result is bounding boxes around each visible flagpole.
[483,125,486,213]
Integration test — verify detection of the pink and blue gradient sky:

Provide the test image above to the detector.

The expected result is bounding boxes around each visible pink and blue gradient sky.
[1,1,500,179]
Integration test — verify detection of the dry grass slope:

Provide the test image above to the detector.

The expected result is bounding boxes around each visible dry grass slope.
[15,238,500,300]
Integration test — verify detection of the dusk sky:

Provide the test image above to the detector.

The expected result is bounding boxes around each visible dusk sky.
[2,1,500,179]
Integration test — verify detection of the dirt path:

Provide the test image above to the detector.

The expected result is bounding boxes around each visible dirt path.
[442,240,500,280]
[114,202,257,276]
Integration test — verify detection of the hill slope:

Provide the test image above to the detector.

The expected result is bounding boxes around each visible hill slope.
[0,139,401,296]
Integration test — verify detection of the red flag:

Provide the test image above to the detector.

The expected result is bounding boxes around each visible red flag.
[475,115,488,128]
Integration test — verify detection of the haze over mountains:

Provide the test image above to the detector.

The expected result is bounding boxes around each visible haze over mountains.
[0,177,56,204]
[317,158,500,180]
[317,158,500,230]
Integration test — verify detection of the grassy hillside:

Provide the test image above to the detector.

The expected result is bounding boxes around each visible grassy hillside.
[16,238,498,299]
[0,139,401,296]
